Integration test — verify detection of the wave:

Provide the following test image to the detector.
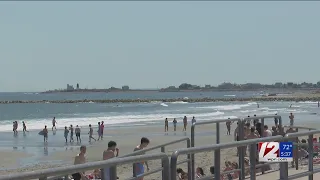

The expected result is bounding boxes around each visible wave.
[298,101,318,104]
[0,111,225,132]
[160,103,168,107]
[224,95,236,97]
[167,101,188,104]
[194,103,254,111]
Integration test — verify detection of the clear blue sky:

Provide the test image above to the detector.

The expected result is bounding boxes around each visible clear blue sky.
[1,2,320,92]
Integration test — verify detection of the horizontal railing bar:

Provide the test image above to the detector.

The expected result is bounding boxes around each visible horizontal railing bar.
[122,137,189,157]
[125,166,164,180]
[174,135,284,155]
[255,162,279,169]
[284,125,316,130]
[221,168,240,174]
[193,118,241,126]
[243,115,281,120]
[285,130,320,138]
[0,153,167,180]
[198,175,214,180]
[176,159,190,165]
[288,168,320,180]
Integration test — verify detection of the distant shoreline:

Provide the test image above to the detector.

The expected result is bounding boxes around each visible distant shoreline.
[2,93,320,104]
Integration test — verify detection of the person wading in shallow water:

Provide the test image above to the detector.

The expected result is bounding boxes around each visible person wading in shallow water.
[43,125,48,142]
[75,125,81,143]
[52,117,57,131]
[164,118,168,132]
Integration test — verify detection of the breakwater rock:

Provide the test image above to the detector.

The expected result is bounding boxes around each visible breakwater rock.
[1,96,320,104]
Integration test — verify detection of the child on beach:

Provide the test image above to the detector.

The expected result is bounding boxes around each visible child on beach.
[133,137,150,180]
[75,125,81,143]
[64,126,69,143]
[177,168,188,180]
[173,118,177,131]
[69,124,74,142]
[88,124,96,142]
[43,125,48,142]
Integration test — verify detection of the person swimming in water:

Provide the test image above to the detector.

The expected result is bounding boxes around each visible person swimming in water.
[133,137,150,180]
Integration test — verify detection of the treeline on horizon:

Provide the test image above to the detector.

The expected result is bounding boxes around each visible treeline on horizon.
[45,81,320,93]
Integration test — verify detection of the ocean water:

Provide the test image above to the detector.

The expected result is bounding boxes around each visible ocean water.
[0,91,319,132]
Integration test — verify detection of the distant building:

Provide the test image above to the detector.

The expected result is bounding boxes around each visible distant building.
[67,84,74,91]
[76,83,80,89]
[122,85,130,90]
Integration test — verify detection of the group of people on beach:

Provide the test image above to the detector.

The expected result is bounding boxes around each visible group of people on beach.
[164,116,196,132]
[70,137,150,180]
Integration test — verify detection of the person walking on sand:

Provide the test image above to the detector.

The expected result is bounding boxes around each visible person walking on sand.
[22,121,28,132]
[226,118,232,135]
[133,137,150,180]
[164,118,168,132]
[72,145,89,180]
[69,125,74,142]
[97,122,102,141]
[289,113,294,126]
[102,141,119,180]
[183,116,187,131]
[64,126,69,143]
[100,121,105,140]
[43,125,48,142]
[173,118,177,131]
[52,117,57,131]
[75,125,81,143]
[88,124,96,142]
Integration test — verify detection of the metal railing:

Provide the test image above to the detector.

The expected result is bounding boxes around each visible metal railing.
[8,137,190,180]
[171,130,320,180]
[190,115,282,180]
[0,153,169,180]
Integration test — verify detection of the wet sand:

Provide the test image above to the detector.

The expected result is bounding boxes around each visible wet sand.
[0,120,320,179]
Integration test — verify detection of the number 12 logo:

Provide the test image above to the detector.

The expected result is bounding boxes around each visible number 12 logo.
[258,142,279,158]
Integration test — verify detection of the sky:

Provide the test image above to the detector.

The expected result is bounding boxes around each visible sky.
[1,2,320,92]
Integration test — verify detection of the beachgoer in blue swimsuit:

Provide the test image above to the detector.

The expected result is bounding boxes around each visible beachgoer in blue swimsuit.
[102,141,119,180]
[133,137,150,180]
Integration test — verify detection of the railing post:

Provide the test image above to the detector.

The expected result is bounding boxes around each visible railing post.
[214,122,221,180]
[308,134,314,180]
[161,146,166,180]
[280,138,288,180]
[295,128,299,170]
[260,118,265,175]
[162,156,170,180]
[238,120,245,180]
[187,139,192,180]
[171,151,179,180]
[249,144,256,180]
[191,123,195,180]
[109,165,117,180]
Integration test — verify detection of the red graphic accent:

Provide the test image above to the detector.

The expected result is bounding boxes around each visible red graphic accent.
[258,142,279,157]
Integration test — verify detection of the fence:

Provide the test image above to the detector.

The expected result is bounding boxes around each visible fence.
[190,115,282,180]
[171,130,320,180]
[0,153,169,180]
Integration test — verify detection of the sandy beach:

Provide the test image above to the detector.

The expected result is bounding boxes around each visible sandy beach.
[1,118,320,179]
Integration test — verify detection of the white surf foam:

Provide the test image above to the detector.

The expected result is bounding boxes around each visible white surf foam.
[168,101,188,104]
[0,111,225,132]
[194,103,254,111]
[224,95,236,97]
[160,103,168,107]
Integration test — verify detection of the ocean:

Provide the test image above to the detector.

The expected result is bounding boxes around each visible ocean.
[0,91,319,132]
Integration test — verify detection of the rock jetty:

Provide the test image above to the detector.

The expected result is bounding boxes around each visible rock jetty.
[1,96,320,104]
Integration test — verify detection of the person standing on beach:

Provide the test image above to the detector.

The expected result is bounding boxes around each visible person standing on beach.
[72,145,89,180]
[22,121,28,132]
[173,118,177,131]
[64,126,69,143]
[133,137,150,180]
[100,121,105,140]
[88,124,96,142]
[289,113,294,126]
[253,115,258,126]
[69,125,74,142]
[43,125,48,142]
[226,118,232,135]
[13,121,17,135]
[102,141,119,180]
[274,114,279,126]
[52,117,57,131]
[192,116,196,124]
[183,116,187,131]
[97,122,102,141]
[164,118,168,132]
[75,125,81,143]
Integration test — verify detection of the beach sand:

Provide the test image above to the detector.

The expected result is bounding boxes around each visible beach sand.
[0,119,320,179]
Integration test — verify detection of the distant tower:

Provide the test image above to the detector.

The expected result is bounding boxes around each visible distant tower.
[77,83,79,89]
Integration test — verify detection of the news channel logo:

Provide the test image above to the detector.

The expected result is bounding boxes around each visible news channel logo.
[258,142,293,162]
